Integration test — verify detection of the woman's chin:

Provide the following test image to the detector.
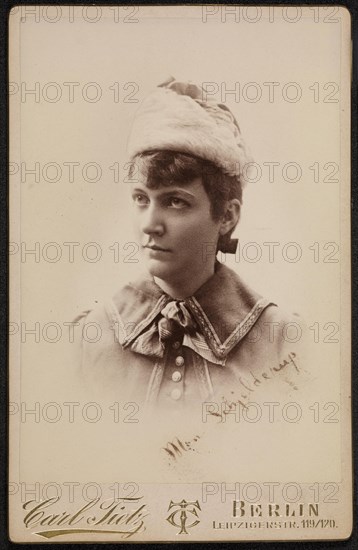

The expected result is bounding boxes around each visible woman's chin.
[146,258,175,280]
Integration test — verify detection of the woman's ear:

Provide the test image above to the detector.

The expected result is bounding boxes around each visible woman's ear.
[219,199,241,236]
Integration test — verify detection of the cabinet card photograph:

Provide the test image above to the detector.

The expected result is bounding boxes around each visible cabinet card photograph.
[9,4,352,542]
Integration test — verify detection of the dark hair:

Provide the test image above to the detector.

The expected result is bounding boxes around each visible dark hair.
[128,150,243,253]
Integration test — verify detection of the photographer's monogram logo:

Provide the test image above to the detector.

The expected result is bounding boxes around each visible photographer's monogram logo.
[166,499,201,534]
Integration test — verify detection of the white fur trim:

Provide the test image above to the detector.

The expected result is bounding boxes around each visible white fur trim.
[127,87,252,184]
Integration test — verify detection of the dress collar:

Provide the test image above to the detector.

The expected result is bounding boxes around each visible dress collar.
[109,262,275,360]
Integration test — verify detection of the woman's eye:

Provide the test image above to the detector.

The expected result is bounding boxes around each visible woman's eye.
[132,193,149,206]
[167,197,189,208]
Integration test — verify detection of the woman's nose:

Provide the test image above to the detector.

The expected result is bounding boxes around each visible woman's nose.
[141,204,165,236]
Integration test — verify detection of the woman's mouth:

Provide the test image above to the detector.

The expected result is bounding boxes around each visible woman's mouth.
[143,244,172,257]
[144,244,171,252]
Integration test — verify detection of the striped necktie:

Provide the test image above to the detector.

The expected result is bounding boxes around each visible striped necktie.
[157,301,197,346]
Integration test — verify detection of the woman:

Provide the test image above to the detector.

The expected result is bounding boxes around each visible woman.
[75,78,308,414]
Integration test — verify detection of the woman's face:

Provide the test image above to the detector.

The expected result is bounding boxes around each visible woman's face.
[131,176,222,283]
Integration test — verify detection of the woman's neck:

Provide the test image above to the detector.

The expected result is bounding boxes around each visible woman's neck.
[154,263,216,300]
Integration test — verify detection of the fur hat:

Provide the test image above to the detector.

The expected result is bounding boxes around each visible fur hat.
[127,77,252,185]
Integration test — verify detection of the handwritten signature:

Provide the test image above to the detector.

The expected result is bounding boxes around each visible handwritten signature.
[209,352,301,419]
[162,435,201,461]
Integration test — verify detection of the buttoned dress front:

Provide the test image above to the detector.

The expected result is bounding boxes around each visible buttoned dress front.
[75,262,308,414]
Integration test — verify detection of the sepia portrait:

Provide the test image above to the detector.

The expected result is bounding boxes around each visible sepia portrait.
[9,5,351,542]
